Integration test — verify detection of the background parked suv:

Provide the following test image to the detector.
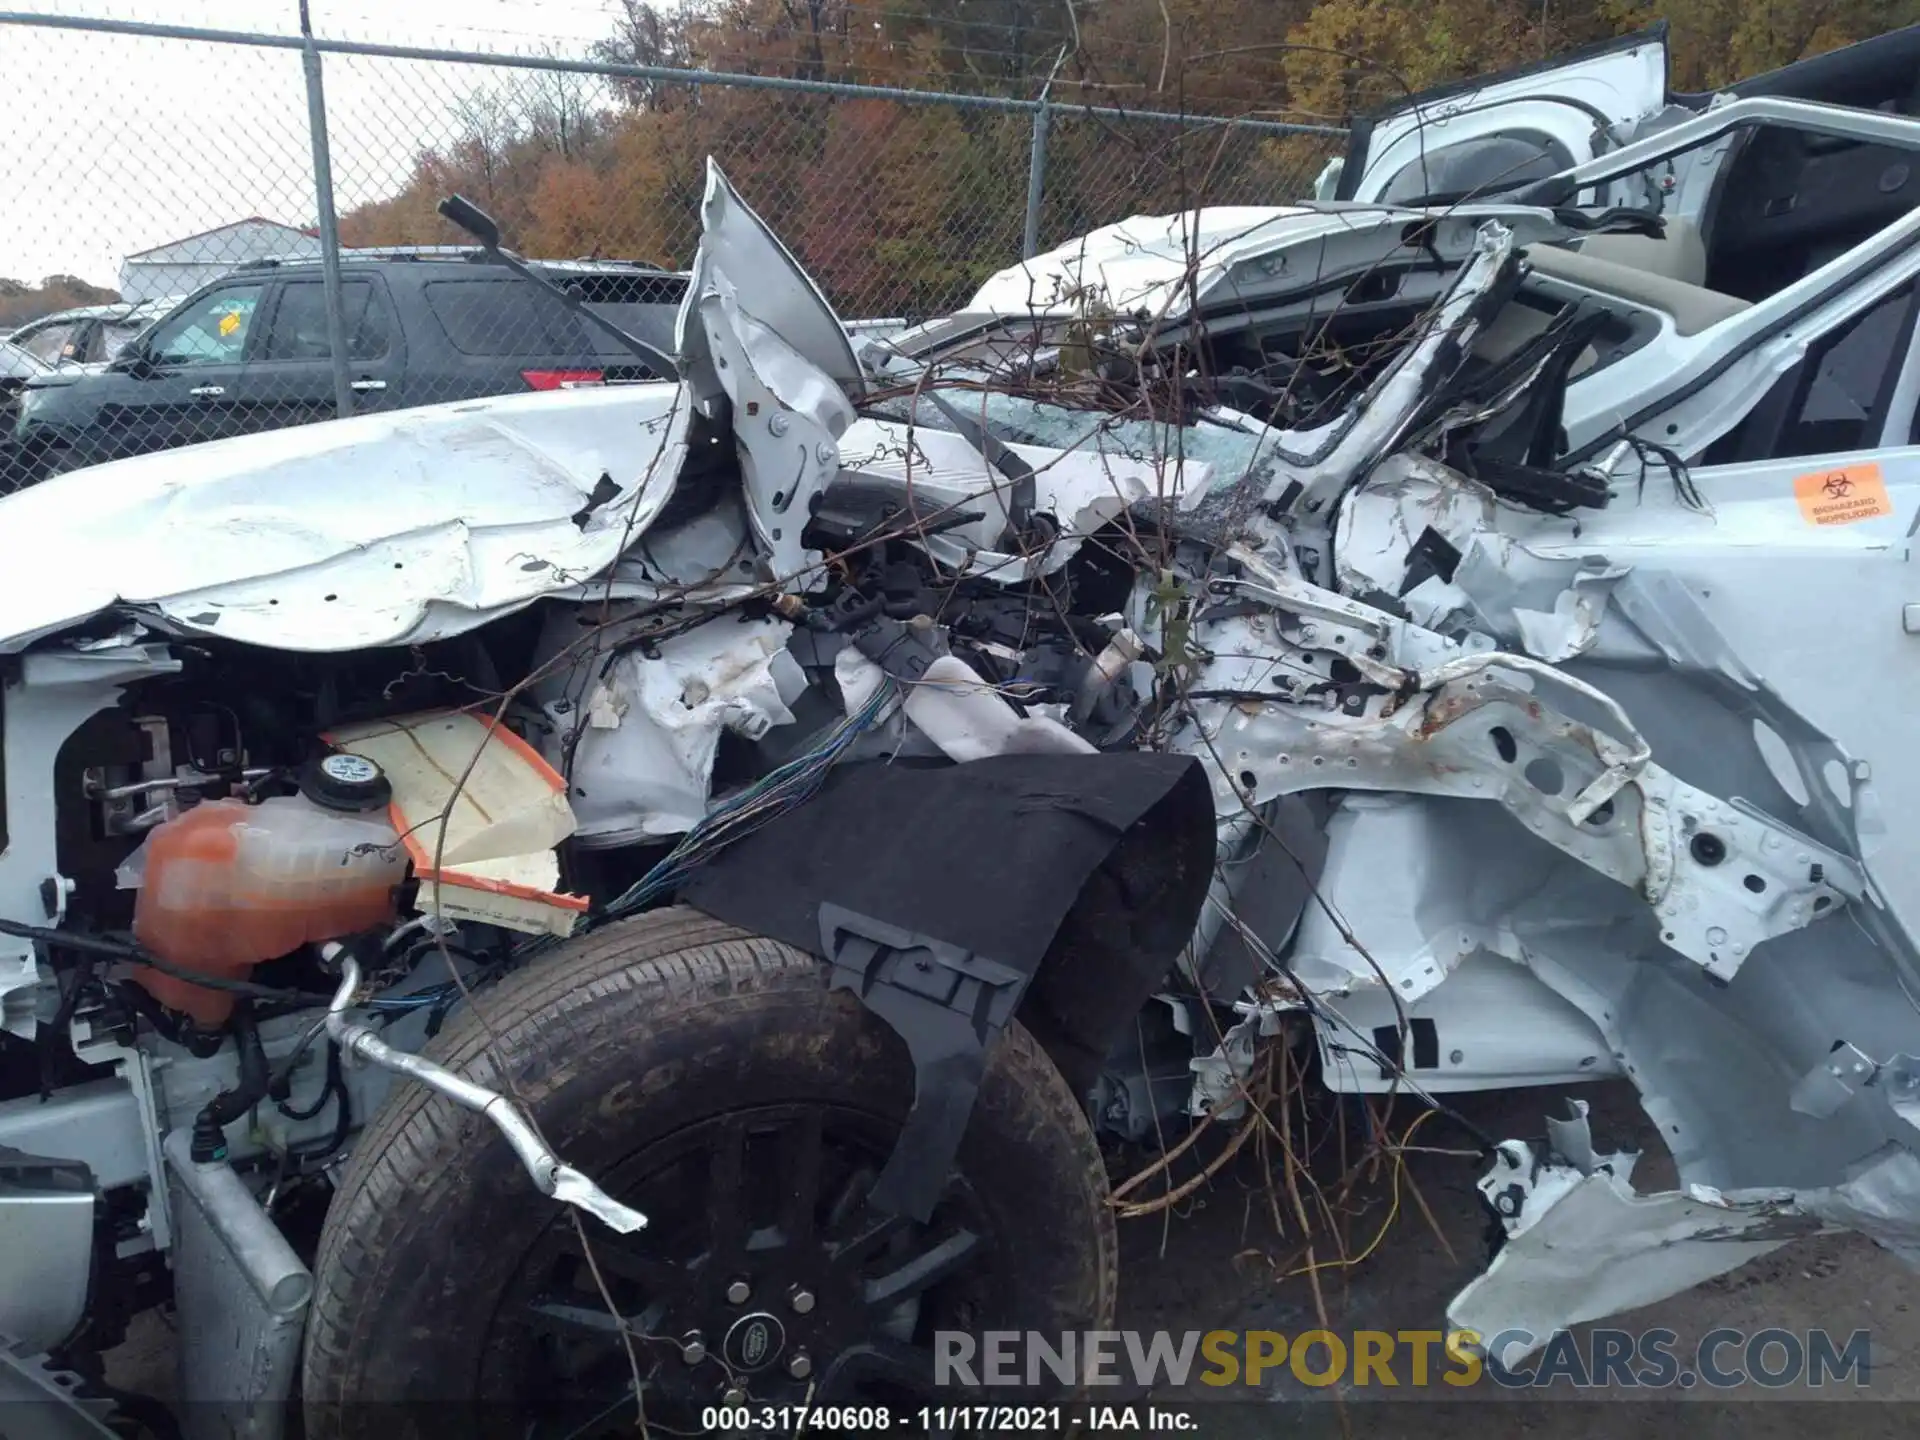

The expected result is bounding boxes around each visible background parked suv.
[5,250,685,483]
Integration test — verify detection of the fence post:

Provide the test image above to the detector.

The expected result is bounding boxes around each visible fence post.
[298,0,354,421]
[1023,93,1050,260]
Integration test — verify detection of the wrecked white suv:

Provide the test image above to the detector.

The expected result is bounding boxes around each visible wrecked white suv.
[4,21,1920,1437]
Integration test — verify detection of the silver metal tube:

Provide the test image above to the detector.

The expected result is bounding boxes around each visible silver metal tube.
[323,951,646,1233]
[162,1129,312,1317]
[298,2,354,422]
[90,767,274,801]
[1023,97,1050,260]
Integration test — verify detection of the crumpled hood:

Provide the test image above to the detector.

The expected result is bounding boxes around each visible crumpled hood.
[0,381,690,653]
[965,201,1575,323]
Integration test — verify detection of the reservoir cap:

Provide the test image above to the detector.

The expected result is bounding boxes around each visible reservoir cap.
[300,752,393,813]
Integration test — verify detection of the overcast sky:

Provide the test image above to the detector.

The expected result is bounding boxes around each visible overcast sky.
[0,1,655,288]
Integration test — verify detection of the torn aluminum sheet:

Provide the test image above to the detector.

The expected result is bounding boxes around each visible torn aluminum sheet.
[1262,435,1920,1332]
[1332,453,1631,662]
[893,654,1094,764]
[676,158,864,406]
[0,382,691,654]
[1287,794,1546,1006]
[1243,219,1519,527]
[677,159,860,582]
[1187,1013,1260,1121]
[686,266,852,583]
[531,612,806,847]
[1449,1102,1802,1359]
[1173,566,1859,980]
[836,417,1206,581]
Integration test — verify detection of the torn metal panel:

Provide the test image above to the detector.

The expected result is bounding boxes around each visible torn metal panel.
[1796,1146,1920,1265]
[675,158,863,405]
[1333,454,1630,662]
[572,491,763,604]
[0,383,692,654]
[897,655,1095,764]
[1287,795,1548,1005]
[837,416,1202,581]
[1451,1154,1799,1357]
[1447,1102,1820,1353]
[688,267,853,583]
[1174,588,1853,978]
[1331,453,1501,600]
[1313,952,1621,1094]
[1187,1014,1259,1120]
[531,611,804,847]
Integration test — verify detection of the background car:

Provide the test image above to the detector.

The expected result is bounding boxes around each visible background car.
[0,339,48,486]
[6,296,178,368]
[7,250,686,480]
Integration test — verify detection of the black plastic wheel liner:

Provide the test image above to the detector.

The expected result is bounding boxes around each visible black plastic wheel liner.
[682,751,1216,1213]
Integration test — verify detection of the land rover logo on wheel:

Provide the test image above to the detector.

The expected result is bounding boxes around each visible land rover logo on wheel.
[724,1312,786,1372]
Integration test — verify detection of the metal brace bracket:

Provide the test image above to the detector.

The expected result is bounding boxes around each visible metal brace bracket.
[819,903,1031,1223]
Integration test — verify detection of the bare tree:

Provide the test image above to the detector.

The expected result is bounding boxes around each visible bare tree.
[523,50,602,160]
[594,0,692,110]
[449,85,515,202]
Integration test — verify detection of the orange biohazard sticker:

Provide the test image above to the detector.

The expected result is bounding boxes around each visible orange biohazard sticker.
[1794,462,1893,526]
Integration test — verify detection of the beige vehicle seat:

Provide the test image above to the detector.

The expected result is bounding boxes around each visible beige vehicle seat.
[1529,217,1753,336]
[1473,216,1754,367]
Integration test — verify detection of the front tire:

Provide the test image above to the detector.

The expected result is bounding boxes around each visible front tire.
[302,908,1116,1437]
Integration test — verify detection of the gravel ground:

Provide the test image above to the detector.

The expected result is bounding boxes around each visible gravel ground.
[103,1079,1915,1437]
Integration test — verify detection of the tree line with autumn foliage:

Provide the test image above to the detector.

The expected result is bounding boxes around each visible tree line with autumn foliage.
[337,0,1920,319]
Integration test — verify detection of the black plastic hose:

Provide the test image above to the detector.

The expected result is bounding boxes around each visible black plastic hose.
[189,1003,270,1164]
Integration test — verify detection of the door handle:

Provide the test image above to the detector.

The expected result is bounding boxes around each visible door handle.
[350,378,387,393]
[189,385,225,398]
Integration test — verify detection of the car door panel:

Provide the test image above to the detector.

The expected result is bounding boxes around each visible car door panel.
[1537,441,1920,948]
[94,282,267,461]
[228,276,405,434]
[1548,201,1920,464]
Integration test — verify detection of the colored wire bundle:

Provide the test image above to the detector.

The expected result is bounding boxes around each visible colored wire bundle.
[600,682,896,920]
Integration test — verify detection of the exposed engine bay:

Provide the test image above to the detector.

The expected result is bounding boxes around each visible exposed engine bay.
[5,112,1920,1427]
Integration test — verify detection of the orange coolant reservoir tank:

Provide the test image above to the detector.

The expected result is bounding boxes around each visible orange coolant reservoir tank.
[127,759,408,1025]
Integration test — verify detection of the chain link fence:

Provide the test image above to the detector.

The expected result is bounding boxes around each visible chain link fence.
[0,12,1344,486]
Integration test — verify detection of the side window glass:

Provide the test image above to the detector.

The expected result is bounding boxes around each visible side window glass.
[1773,287,1911,459]
[262,281,392,362]
[1378,134,1573,205]
[146,286,264,367]
[100,323,144,361]
[19,323,73,364]
[345,282,393,360]
[1703,285,1916,466]
[424,279,592,356]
